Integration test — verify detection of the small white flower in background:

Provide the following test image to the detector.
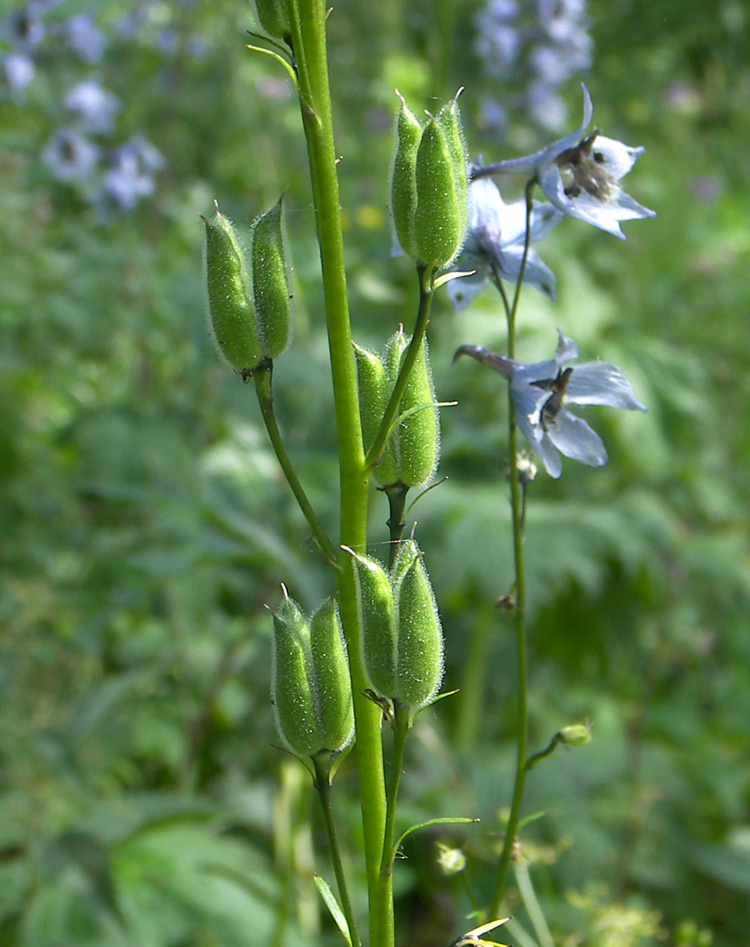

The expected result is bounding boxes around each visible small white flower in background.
[455,330,647,478]
[473,84,656,239]
[42,127,99,182]
[448,170,562,311]
[64,78,121,134]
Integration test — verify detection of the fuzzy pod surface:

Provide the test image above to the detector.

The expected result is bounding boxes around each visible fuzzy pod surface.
[251,194,292,361]
[309,598,354,753]
[349,551,398,700]
[386,328,440,488]
[437,92,469,242]
[391,540,444,714]
[203,206,264,373]
[414,116,465,268]
[354,342,398,487]
[389,92,423,260]
[271,595,321,757]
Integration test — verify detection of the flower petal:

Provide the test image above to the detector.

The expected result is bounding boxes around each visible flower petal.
[501,246,557,299]
[588,136,645,180]
[447,267,489,312]
[545,410,608,466]
[565,362,647,410]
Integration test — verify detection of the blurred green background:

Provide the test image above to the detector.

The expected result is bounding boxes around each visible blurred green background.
[1,0,749,945]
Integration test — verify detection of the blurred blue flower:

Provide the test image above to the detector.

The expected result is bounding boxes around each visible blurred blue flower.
[66,14,107,63]
[5,8,45,49]
[2,51,35,98]
[42,127,99,182]
[455,331,646,478]
[64,78,121,134]
[101,135,164,211]
[448,171,562,310]
[474,85,655,239]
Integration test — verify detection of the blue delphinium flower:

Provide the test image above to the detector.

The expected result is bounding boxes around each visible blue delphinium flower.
[42,127,99,182]
[455,330,646,478]
[448,170,562,311]
[64,78,121,134]
[65,14,108,64]
[473,85,656,239]
[2,51,35,98]
[101,135,164,211]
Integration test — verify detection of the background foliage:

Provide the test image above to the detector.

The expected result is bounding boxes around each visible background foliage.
[1,0,749,945]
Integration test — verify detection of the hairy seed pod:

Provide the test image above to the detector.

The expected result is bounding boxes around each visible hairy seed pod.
[354,343,398,487]
[389,91,423,260]
[309,598,354,753]
[391,540,444,714]
[414,115,465,267]
[251,193,292,361]
[203,205,263,373]
[271,594,321,757]
[252,0,290,40]
[437,90,469,241]
[385,328,439,488]
[348,550,398,699]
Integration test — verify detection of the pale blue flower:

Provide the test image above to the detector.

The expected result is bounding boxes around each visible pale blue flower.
[448,171,562,311]
[66,14,107,63]
[455,331,646,478]
[2,52,35,97]
[42,128,99,182]
[101,135,163,211]
[473,85,656,239]
[64,78,121,134]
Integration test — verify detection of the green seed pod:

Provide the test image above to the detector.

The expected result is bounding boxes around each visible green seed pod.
[251,193,292,361]
[309,598,354,753]
[203,204,263,373]
[348,550,398,700]
[437,90,469,240]
[271,593,321,757]
[391,540,444,714]
[251,0,291,40]
[389,91,423,260]
[414,115,465,268]
[385,328,439,489]
[354,342,398,487]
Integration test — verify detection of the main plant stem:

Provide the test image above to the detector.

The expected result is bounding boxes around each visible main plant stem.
[488,182,535,917]
[288,2,391,943]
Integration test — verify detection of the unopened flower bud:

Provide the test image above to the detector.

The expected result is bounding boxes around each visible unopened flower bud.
[414,112,468,267]
[389,91,423,259]
[391,539,444,715]
[271,591,354,757]
[437,90,469,238]
[203,204,263,373]
[559,723,592,747]
[251,193,293,361]
[251,0,290,40]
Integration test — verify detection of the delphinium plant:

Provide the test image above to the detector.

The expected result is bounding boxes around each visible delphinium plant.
[202,2,654,944]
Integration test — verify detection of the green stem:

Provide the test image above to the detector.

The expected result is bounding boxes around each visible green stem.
[455,602,493,753]
[380,704,411,877]
[253,362,337,565]
[313,757,362,947]
[514,860,554,947]
[525,732,562,772]
[488,184,535,919]
[365,264,436,470]
[288,3,390,943]
[384,484,409,569]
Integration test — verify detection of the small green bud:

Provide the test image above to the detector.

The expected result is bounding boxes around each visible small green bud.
[389,91,423,259]
[251,0,290,39]
[271,591,354,757]
[309,598,354,753]
[348,550,398,700]
[354,343,398,486]
[251,193,292,361]
[559,723,592,747]
[203,204,263,373]
[414,114,466,267]
[391,540,444,714]
[271,594,320,757]
[385,328,439,488]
